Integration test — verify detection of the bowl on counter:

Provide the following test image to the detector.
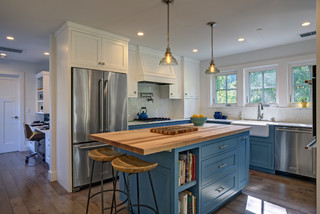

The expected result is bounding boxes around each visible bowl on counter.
[190,117,207,126]
[221,115,228,119]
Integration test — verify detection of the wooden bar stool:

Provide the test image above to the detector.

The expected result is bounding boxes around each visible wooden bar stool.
[86,148,128,214]
[111,155,159,214]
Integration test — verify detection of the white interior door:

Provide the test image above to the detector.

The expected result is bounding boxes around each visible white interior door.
[0,75,20,153]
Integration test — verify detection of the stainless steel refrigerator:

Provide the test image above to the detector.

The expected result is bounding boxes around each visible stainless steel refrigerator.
[72,67,127,191]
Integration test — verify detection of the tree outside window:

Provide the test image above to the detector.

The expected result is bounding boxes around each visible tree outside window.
[216,74,237,104]
[292,65,312,103]
[249,69,276,103]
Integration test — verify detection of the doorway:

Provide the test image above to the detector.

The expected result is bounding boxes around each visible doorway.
[0,74,21,153]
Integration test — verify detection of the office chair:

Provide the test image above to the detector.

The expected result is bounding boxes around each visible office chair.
[24,123,45,164]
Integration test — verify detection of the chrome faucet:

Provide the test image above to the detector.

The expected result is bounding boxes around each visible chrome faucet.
[257,102,264,121]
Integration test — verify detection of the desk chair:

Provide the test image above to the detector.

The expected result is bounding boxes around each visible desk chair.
[24,123,45,164]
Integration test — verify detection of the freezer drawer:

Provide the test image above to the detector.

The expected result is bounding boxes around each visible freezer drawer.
[275,126,316,178]
[73,142,113,190]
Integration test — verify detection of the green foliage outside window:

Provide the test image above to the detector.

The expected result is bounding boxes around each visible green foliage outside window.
[292,65,312,103]
[216,74,237,104]
[249,69,276,103]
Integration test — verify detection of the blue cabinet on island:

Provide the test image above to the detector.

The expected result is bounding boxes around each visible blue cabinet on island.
[90,123,250,214]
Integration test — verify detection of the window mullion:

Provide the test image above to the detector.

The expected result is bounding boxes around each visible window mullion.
[262,71,265,103]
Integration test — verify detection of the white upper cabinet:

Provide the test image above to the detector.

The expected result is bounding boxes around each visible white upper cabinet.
[160,57,182,99]
[69,25,128,73]
[182,57,200,99]
[36,71,50,114]
[128,46,138,98]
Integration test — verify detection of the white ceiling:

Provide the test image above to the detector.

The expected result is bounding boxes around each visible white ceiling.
[0,0,316,64]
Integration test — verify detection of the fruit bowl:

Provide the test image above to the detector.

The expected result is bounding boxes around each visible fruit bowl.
[190,117,207,126]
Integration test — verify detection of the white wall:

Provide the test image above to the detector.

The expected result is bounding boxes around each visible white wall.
[200,39,316,123]
[0,59,49,150]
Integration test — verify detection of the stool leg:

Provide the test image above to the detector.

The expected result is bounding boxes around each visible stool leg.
[110,168,117,214]
[86,160,95,214]
[148,171,159,214]
[101,162,104,214]
[136,173,140,214]
[122,172,133,213]
[126,174,133,213]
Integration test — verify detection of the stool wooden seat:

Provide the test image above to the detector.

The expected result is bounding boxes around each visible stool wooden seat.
[112,155,159,214]
[88,147,124,162]
[111,155,158,174]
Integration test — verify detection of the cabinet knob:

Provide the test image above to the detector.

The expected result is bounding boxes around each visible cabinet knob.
[134,91,136,94]
[102,62,105,65]
[185,93,187,95]
[98,62,101,65]
[170,93,173,95]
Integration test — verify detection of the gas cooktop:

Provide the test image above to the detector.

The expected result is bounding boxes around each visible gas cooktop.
[134,117,171,122]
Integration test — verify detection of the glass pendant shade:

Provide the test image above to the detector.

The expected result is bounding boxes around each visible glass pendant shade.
[159,0,178,66]
[205,22,219,74]
[205,60,220,74]
[159,47,178,65]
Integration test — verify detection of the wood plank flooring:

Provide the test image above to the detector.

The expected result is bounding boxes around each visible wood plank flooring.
[0,152,316,214]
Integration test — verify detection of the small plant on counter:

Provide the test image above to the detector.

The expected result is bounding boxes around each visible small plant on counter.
[299,98,308,108]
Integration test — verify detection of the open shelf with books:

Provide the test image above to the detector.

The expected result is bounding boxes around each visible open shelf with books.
[178,148,198,214]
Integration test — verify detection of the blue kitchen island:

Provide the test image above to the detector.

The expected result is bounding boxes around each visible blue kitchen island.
[90,123,250,214]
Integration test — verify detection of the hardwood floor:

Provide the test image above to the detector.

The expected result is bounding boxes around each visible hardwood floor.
[0,152,316,214]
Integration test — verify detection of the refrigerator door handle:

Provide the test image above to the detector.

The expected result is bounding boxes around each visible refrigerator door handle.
[104,80,110,132]
[99,79,104,133]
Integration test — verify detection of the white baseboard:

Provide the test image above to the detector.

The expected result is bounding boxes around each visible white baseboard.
[48,170,57,181]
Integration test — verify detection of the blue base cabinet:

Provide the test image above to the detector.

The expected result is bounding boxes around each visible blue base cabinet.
[249,126,275,174]
[119,129,250,214]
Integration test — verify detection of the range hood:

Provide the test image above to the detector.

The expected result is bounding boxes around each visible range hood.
[136,46,176,84]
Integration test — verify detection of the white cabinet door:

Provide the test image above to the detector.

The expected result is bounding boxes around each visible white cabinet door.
[128,49,138,98]
[45,133,51,167]
[169,62,182,99]
[101,39,128,73]
[183,58,200,99]
[71,31,101,69]
[184,98,199,118]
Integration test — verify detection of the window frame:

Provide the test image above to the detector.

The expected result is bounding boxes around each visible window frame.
[244,65,279,107]
[288,61,315,107]
[211,70,238,107]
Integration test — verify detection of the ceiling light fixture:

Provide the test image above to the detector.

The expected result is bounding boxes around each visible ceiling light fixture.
[44,52,50,56]
[137,32,144,36]
[6,36,14,40]
[159,0,178,66]
[192,49,198,53]
[0,53,7,58]
[205,22,220,74]
[238,37,245,42]
[301,21,311,27]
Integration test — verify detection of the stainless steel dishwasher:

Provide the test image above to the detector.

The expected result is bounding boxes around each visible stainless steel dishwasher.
[275,126,316,178]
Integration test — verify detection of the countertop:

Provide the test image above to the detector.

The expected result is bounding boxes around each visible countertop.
[128,118,312,128]
[90,123,250,155]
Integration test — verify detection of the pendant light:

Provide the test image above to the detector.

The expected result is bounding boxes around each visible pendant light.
[205,22,220,74]
[159,0,178,66]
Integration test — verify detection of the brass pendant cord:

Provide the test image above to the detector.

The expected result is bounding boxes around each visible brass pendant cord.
[210,23,213,62]
[167,1,170,49]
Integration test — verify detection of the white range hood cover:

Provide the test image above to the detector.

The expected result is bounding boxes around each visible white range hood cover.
[136,46,176,84]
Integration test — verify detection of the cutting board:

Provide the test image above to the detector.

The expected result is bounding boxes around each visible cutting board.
[150,126,198,135]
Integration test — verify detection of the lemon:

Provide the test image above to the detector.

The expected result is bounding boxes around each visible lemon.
[199,114,205,118]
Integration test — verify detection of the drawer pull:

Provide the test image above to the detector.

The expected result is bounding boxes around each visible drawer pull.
[216,187,225,193]
[219,145,228,149]
[219,163,227,168]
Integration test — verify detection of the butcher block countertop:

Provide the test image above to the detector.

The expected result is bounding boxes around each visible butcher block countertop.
[90,123,250,155]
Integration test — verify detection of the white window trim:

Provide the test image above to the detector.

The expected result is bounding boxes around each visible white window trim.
[244,64,279,107]
[211,70,238,107]
[288,60,315,108]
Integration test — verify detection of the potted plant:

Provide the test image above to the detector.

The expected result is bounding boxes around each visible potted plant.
[300,98,308,108]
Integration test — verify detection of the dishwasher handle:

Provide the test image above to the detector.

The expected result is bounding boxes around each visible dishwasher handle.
[275,127,312,134]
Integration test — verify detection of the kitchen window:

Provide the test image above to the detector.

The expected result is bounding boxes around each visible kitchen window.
[291,65,312,103]
[215,73,237,104]
[248,68,277,104]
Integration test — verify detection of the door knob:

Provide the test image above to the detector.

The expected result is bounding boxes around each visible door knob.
[11,116,19,119]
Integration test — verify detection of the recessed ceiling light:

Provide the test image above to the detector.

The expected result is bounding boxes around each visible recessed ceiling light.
[137,32,144,36]
[301,22,311,27]
[192,49,198,53]
[6,36,14,40]
[44,52,50,56]
[0,53,7,58]
[238,38,245,42]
